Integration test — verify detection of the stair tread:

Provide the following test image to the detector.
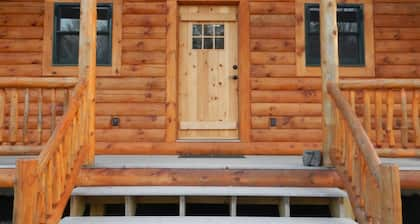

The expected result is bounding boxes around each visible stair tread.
[61,216,357,224]
[72,186,347,197]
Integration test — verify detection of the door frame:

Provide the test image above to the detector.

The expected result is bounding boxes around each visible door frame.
[165,0,251,143]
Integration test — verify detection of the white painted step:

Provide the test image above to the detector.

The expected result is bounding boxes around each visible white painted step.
[61,216,357,224]
[72,186,348,198]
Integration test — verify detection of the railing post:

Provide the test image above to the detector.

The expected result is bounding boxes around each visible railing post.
[79,0,97,165]
[320,0,339,166]
[379,164,402,224]
[13,160,39,224]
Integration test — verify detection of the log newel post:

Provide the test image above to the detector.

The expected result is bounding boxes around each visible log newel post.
[379,164,403,224]
[13,160,39,224]
[320,0,339,166]
[79,0,97,165]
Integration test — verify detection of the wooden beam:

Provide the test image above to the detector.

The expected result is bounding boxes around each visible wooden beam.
[320,0,339,166]
[76,168,343,188]
[79,0,97,165]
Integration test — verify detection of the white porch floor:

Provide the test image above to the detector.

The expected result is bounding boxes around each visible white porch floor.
[0,155,419,171]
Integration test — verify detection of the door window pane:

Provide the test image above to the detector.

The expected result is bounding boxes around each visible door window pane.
[191,24,225,50]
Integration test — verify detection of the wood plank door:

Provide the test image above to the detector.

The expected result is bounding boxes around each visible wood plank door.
[178,6,239,140]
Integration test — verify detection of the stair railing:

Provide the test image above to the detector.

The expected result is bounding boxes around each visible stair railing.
[327,81,403,224]
[13,78,91,224]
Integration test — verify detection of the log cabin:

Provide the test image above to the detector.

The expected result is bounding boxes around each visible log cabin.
[0,0,419,223]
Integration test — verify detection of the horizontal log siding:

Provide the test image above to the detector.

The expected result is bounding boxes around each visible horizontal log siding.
[375,1,420,78]
[0,1,43,76]
[99,0,167,144]
[249,0,322,145]
[0,0,419,153]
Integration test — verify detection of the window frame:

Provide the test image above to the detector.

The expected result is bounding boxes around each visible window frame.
[42,0,122,77]
[52,3,113,66]
[295,0,374,77]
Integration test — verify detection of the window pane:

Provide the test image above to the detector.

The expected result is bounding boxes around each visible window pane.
[204,24,214,36]
[56,34,79,64]
[193,24,202,36]
[215,24,224,36]
[192,38,202,49]
[204,38,213,49]
[307,34,320,65]
[97,35,112,65]
[308,8,320,33]
[339,35,360,64]
[215,38,224,49]
[57,6,80,32]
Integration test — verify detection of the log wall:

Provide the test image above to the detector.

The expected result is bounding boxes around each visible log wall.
[0,0,419,154]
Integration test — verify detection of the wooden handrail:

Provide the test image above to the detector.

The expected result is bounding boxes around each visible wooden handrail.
[38,80,87,170]
[0,77,78,88]
[327,83,381,182]
[340,79,420,90]
[327,81,402,224]
[13,79,91,224]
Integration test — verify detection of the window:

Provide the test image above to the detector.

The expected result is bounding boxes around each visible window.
[53,3,112,66]
[192,24,225,50]
[305,4,365,66]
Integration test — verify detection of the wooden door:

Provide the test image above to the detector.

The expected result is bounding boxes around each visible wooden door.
[178,6,239,140]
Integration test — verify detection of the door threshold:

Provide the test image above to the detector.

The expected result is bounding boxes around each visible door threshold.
[176,139,240,143]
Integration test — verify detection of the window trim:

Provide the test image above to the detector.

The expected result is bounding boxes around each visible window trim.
[295,0,374,77]
[42,0,122,77]
[52,3,113,66]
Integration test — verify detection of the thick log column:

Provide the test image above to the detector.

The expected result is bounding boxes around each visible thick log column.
[320,0,339,166]
[79,0,97,164]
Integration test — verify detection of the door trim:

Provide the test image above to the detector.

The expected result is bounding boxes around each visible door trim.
[165,0,250,143]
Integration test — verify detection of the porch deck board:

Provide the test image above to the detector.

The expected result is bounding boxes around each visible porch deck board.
[0,155,419,171]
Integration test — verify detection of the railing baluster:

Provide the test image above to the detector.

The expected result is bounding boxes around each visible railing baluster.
[9,88,18,144]
[51,88,56,133]
[401,88,408,148]
[0,90,5,144]
[63,89,70,113]
[386,90,395,147]
[375,91,383,147]
[363,90,371,138]
[346,91,356,180]
[413,90,420,147]
[23,88,30,144]
[38,88,43,145]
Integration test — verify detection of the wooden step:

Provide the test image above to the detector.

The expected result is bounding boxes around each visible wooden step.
[61,216,358,224]
[72,186,348,198]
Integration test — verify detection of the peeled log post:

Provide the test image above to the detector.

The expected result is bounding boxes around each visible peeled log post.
[13,160,39,224]
[321,0,339,166]
[79,0,97,165]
